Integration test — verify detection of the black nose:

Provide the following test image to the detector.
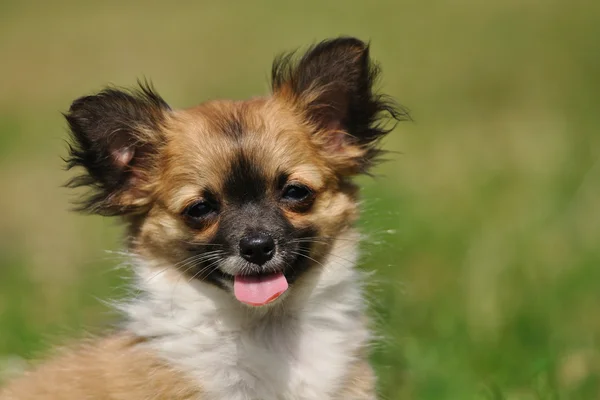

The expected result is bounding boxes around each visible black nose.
[239,233,275,265]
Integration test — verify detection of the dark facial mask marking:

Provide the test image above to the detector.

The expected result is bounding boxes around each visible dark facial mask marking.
[223,152,268,203]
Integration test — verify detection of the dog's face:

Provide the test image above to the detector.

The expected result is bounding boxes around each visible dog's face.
[65,38,404,306]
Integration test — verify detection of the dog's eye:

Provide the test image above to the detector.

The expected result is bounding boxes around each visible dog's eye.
[282,185,311,201]
[183,200,215,221]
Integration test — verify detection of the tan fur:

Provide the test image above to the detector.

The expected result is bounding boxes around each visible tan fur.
[0,334,203,400]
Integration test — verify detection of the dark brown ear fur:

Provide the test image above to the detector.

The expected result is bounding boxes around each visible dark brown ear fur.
[64,81,169,216]
[271,37,409,174]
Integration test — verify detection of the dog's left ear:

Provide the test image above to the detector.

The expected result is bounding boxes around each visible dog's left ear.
[272,37,408,174]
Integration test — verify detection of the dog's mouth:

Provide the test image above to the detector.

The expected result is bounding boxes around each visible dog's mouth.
[185,239,315,306]
[232,272,289,306]
[217,266,295,307]
[207,254,311,306]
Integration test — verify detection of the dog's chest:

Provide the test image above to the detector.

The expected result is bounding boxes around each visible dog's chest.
[152,313,358,400]
[126,249,367,400]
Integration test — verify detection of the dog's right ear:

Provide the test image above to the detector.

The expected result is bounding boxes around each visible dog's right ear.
[64,82,170,216]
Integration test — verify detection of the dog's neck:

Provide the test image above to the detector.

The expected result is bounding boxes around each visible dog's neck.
[120,228,371,400]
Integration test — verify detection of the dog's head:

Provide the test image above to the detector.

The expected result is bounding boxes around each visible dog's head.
[65,37,405,306]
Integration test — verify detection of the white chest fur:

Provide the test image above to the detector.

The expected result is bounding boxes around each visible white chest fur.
[121,235,371,400]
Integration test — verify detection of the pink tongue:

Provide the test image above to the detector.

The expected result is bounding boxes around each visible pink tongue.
[234,272,289,306]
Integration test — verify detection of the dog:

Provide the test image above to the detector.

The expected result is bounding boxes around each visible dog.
[0,37,405,400]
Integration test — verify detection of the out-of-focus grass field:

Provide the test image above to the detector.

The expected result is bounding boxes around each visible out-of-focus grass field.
[1,1,599,398]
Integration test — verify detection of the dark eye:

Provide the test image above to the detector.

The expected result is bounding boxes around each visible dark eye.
[282,185,311,201]
[183,200,215,221]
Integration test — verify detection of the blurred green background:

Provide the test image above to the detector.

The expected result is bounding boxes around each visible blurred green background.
[1,1,599,398]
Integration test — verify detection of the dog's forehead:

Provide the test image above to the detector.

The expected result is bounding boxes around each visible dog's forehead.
[160,99,327,205]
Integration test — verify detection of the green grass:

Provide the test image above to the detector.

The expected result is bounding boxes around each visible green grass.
[1,1,599,398]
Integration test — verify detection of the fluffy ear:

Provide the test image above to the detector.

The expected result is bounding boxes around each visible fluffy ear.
[272,37,408,174]
[64,82,170,216]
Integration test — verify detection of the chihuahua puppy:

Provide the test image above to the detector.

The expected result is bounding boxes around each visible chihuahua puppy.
[0,37,405,400]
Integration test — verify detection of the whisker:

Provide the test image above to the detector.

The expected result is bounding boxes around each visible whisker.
[172,250,224,268]
[294,246,356,266]
[189,258,224,283]
[178,240,224,248]
[173,251,224,272]
[145,266,171,283]
[288,235,361,244]
[145,250,225,284]
[289,250,327,268]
